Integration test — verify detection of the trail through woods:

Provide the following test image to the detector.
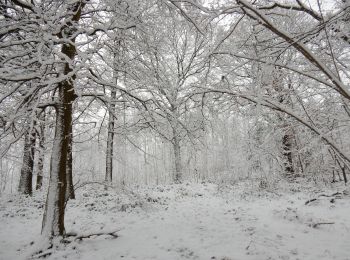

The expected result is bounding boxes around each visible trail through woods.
[1,182,350,260]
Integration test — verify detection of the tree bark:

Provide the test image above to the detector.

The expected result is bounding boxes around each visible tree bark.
[173,130,182,183]
[36,113,45,190]
[41,95,71,237]
[18,127,36,195]
[272,67,295,175]
[105,89,116,187]
[335,156,348,184]
[66,132,75,199]
[282,128,295,175]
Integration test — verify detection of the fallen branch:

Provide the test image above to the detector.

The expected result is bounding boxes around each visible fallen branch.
[311,222,335,228]
[30,250,53,259]
[29,230,120,258]
[305,198,317,205]
[305,191,344,205]
[70,230,120,241]
[318,192,342,198]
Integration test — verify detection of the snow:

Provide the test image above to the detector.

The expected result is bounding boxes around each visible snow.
[1,181,350,260]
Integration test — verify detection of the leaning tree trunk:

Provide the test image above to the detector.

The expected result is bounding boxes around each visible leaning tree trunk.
[105,89,116,188]
[335,155,348,184]
[18,127,36,195]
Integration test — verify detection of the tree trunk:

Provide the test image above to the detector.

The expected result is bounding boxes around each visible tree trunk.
[282,128,295,175]
[41,93,71,237]
[41,0,84,238]
[66,131,75,200]
[105,89,116,187]
[18,127,36,195]
[335,156,348,184]
[173,131,182,183]
[65,102,75,199]
[272,67,295,175]
[36,113,45,190]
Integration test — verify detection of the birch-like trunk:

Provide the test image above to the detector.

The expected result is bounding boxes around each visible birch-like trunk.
[18,127,36,195]
[105,89,116,186]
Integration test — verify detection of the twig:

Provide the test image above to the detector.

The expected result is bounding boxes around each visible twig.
[245,240,253,250]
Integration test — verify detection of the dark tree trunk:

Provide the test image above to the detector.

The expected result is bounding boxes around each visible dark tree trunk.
[36,113,45,190]
[282,128,295,175]
[66,122,75,199]
[18,127,36,195]
[41,69,75,237]
[335,156,348,184]
[272,67,295,175]
[41,0,84,238]
[41,95,71,237]
[342,167,348,184]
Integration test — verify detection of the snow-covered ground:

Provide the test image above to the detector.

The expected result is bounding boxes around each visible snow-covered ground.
[1,180,350,260]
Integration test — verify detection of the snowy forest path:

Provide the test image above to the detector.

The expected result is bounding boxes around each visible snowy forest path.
[1,183,350,260]
[63,184,350,260]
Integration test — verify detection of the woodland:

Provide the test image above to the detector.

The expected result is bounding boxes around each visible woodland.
[0,0,350,259]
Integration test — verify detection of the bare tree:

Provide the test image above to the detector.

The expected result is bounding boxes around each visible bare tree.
[122,6,211,182]
[41,0,87,238]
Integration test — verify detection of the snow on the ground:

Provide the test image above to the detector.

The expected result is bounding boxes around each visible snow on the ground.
[0,180,350,260]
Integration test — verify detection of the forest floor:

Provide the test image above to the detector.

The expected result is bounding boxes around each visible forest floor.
[0,179,350,260]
